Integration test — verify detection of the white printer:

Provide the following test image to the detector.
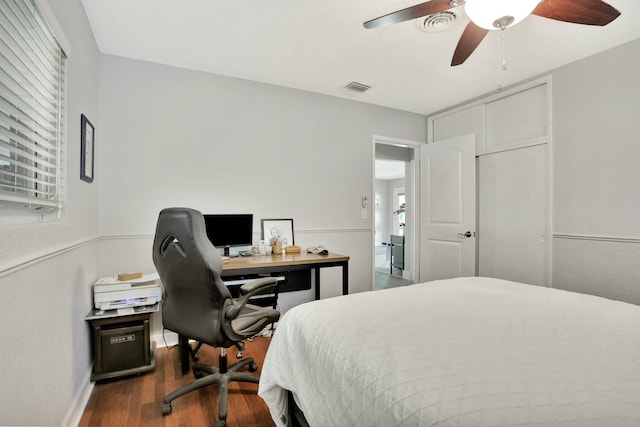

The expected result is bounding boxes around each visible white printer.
[93,273,162,311]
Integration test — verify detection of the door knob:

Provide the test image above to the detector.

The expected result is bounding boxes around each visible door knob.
[457,231,473,238]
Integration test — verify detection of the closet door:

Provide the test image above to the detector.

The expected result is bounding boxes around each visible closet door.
[428,79,551,286]
[478,144,548,285]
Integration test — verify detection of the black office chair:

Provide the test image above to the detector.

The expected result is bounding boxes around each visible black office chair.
[152,207,280,426]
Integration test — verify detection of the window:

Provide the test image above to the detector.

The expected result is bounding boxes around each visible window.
[0,0,66,215]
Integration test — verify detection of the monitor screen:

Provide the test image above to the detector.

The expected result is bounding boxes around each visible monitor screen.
[203,214,253,249]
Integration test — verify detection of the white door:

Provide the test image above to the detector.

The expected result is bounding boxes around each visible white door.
[478,144,548,285]
[420,134,476,281]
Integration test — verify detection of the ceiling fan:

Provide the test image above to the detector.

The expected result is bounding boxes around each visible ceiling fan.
[364,0,621,66]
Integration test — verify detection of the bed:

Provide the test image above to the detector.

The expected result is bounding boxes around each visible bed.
[258,277,640,426]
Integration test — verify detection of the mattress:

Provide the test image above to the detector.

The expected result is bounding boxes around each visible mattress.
[258,277,640,426]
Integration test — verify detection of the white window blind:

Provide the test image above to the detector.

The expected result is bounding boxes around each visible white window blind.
[0,0,66,211]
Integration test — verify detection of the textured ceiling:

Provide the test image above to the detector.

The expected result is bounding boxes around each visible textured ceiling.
[80,0,640,115]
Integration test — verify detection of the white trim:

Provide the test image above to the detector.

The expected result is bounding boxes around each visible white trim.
[34,0,71,56]
[372,135,424,149]
[296,228,371,234]
[61,368,94,427]
[373,135,424,286]
[545,77,554,287]
[99,228,372,241]
[153,331,180,349]
[99,234,154,240]
[0,236,98,278]
[554,233,640,244]
[476,136,547,157]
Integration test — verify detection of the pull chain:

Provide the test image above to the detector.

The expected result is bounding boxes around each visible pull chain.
[496,27,507,93]
[501,28,507,71]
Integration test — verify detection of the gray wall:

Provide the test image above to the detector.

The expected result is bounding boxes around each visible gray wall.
[0,0,100,425]
[0,1,638,422]
[552,38,640,303]
[96,54,427,333]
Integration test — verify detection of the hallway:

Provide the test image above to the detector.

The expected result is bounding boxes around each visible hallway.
[374,269,413,290]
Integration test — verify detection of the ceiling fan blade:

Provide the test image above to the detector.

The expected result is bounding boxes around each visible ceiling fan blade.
[364,0,454,29]
[532,0,621,26]
[451,22,489,66]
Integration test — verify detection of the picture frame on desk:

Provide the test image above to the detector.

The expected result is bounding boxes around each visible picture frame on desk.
[80,114,95,183]
[261,218,294,246]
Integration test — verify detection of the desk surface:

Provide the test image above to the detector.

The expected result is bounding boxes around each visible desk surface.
[222,252,349,271]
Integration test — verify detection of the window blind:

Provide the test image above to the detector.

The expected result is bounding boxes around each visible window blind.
[0,0,65,210]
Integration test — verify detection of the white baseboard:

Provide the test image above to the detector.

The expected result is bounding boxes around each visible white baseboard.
[153,330,179,349]
[59,332,177,426]
[61,368,94,427]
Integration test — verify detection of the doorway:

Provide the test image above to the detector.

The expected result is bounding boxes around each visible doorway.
[373,136,422,290]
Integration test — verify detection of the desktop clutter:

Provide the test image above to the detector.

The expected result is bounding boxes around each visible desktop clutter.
[253,239,301,256]
[243,243,328,256]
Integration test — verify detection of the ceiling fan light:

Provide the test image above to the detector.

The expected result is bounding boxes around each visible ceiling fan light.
[465,0,540,30]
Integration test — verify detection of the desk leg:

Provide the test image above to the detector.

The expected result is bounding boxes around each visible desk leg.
[179,334,189,375]
[314,268,321,300]
[342,261,349,295]
[315,263,349,300]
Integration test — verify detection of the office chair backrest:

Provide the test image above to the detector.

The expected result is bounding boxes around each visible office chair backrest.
[152,207,233,347]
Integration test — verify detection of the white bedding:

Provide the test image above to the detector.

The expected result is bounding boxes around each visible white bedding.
[258,277,640,426]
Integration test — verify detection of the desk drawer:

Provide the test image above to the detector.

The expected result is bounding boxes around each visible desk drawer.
[223,269,311,293]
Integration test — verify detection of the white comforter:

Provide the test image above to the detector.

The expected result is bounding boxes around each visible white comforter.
[258,277,640,426]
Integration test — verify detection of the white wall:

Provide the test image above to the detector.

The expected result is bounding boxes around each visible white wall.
[551,37,640,303]
[96,54,427,335]
[0,0,100,425]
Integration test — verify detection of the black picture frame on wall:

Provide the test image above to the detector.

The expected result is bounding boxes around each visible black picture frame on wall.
[80,114,94,183]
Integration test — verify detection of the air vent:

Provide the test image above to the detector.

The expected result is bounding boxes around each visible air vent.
[418,11,457,33]
[343,82,371,93]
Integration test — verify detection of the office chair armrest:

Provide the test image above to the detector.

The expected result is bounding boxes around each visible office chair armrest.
[226,277,278,319]
[239,277,278,296]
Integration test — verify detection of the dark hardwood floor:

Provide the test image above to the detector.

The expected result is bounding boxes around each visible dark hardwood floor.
[79,336,276,427]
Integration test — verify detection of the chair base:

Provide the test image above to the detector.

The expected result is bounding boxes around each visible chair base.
[162,351,260,426]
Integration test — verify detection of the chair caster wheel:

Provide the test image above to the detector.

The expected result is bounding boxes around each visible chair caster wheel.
[215,421,226,427]
[249,362,258,372]
[193,369,205,379]
[161,403,172,416]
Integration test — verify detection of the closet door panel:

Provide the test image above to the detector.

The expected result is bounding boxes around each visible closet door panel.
[432,105,485,150]
[486,85,547,147]
[478,144,548,286]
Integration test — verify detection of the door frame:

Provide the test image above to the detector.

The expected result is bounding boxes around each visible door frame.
[372,135,424,286]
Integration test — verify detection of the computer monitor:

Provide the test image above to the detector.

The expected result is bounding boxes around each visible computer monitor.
[203,214,253,256]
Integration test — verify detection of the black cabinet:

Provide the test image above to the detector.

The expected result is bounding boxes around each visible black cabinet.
[86,307,157,381]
